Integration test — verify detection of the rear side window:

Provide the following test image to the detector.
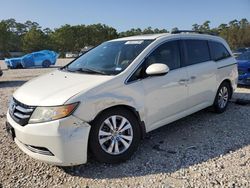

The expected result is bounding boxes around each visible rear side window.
[208,41,231,61]
[34,53,45,58]
[144,40,181,70]
[184,40,210,66]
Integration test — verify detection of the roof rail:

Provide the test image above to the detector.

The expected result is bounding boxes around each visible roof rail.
[171,30,217,36]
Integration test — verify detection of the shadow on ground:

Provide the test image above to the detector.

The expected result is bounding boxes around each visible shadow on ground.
[2,65,62,71]
[237,84,250,89]
[22,65,63,69]
[61,92,250,179]
[0,80,27,88]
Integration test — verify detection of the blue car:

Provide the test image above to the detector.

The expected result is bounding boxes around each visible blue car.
[237,51,250,85]
[5,50,58,69]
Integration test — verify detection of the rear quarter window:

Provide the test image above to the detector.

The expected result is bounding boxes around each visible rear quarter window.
[184,39,210,66]
[208,41,231,61]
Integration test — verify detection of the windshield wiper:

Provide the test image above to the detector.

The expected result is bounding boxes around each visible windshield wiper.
[80,68,108,75]
[65,67,108,75]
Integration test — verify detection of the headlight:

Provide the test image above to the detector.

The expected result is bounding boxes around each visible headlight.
[29,102,79,124]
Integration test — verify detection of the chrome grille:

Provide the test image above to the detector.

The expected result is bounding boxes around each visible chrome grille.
[9,98,35,126]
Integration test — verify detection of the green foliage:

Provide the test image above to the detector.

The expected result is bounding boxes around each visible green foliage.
[119,27,168,37]
[192,19,250,50]
[22,28,49,52]
[50,23,118,53]
[0,18,249,54]
[0,21,12,53]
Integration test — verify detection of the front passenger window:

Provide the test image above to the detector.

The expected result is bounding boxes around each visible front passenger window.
[145,40,181,70]
[127,40,181,83]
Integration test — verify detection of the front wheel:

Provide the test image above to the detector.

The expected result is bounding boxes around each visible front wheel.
[42,60,51,68]
[89,108,141,163]
[212,82,231,113]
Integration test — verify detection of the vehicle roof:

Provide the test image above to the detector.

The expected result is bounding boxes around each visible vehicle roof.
[111,33,170,41]
[111,33,223,42]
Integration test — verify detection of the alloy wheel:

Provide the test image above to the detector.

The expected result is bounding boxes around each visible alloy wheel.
[218,86,229,109]
[98,115,133,155]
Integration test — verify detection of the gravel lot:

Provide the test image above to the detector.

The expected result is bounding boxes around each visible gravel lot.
[0,59,250,187]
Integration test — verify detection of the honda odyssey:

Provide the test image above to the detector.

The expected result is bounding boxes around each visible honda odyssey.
[6,31,238,166]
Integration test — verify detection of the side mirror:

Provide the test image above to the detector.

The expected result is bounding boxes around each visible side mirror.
[146,63,169,76]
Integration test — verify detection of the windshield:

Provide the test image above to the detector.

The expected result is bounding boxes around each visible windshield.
[236,51,250,61]
[64,40,153,75]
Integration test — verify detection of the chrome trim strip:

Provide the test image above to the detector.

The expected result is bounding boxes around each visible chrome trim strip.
[13,112,30,119]
[217,63,237,69]
[24,144,54,156]
[15,105,33,113]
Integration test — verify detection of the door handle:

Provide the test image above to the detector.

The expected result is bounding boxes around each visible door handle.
[178,79,188,85]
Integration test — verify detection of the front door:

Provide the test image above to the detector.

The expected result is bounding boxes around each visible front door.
[141,40,189,130]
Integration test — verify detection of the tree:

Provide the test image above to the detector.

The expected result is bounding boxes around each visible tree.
[200,21,210,31]
[22,28,48,52]
[192,24,200,31]
[192,21,210,32]
[119,27,168,37]
[51,24,78,52]
[24,20,41,30]
[1,18,250,54]
[192,19,250,50]
[0,21,12,53]
[1,19,27,51]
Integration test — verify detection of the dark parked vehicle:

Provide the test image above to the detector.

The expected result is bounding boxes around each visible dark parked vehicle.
[0,66,3,77]
[237,51,250,85]
[233,47,250,58]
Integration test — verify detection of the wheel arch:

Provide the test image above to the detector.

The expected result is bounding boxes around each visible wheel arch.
[91,104,146,139]
[42,59,51,66]
[219,79,233,99]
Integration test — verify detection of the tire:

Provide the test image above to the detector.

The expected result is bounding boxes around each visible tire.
[89,107,141,163]
[212,82,231,113]
[16,63,24,69]
[42,60,51,68]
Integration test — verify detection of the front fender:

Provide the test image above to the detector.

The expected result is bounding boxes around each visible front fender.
[71,81,145,124]
[74,93,144,122]
[5,59,17,68]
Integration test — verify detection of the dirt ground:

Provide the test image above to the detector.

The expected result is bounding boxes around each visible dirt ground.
[0,59,250,187]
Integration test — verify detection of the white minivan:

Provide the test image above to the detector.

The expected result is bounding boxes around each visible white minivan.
[6,31,238,166]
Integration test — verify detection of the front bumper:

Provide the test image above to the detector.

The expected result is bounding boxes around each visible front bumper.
[7,111,91,166]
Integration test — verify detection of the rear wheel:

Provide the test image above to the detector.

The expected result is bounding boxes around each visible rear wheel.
[89,108,141,163]
[212,82,231,113]
[42,60,51,68]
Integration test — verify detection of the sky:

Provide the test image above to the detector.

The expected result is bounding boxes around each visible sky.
[0,0,250,32]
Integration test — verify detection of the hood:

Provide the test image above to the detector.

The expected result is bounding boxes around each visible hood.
[5,57,22,63]
[13,70,114,106]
